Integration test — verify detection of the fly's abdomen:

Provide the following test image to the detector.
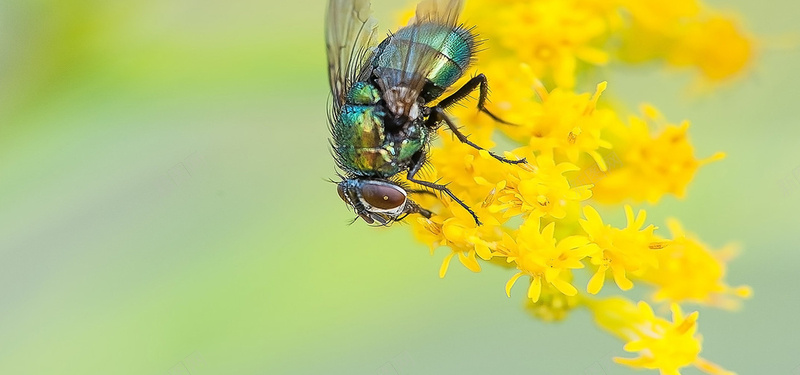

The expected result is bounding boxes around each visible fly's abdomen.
[377,23,476,101]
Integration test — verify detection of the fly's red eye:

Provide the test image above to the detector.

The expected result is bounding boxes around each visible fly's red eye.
[360,182,406,210]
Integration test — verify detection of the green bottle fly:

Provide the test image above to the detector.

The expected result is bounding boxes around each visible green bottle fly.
[326,0,526,226]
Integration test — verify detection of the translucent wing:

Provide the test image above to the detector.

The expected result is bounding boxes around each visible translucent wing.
[374,0,466,117]
[413,0,464,25]
[325,0,378,113]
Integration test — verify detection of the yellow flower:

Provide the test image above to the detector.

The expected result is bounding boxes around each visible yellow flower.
[463,0,612,88]
[639,219,752,309]
[511,81,616,170]
[500,220,599,302]
[579,205,659,294]
[616,0,754,82]
[592,106,725,203]
[667,15,754,82]
[410,193,506,278]
[424,125,517,195]
[494,154,592,220]
[589,297,734,375]
[396,1,752,373]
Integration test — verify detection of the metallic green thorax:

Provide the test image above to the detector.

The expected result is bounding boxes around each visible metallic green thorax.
[333,24,475,177]
[333,83,428,177]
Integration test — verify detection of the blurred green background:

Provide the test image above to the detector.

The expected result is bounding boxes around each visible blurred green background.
[1,1,798,374]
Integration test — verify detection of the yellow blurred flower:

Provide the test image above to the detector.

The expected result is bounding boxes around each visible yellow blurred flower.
[639,219,752,309]
[525,282,581,322]
[617,1,755,82]
[668,15,754,82]
[592,105,725,203]
[463,0,612,88]
[589,298,735,375]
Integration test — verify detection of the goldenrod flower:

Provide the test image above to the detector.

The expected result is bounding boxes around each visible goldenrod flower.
[668,15,754,82]
[425,126,517,195]
[639,219,752,309]
[463,0,612,88]
[397,0,753,372]
[617,1,754,82]
[493,154,592,220]
[592,106,725,203]
[500,220,599,302]
[412,199,505,277]
[579,205,659,293]
[589,298,734,375]
[457,0,754,87]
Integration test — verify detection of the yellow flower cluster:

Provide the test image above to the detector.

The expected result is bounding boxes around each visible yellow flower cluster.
[462,0,753,88]
[401,0,754,374]
[592,105,726,204]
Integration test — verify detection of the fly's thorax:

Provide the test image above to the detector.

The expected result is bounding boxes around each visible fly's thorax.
[346,81,381,105]
[335,103,394,175]
[337,104,384,150]
[333,80,430,177]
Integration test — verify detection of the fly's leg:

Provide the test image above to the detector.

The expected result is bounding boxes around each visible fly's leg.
[436,73,513,125]
[403,199,432,220]
[428,106,527,165]
[397,190,434,222]
[406,152,481,226]
[396,200,432,222]
[407,189,437,197]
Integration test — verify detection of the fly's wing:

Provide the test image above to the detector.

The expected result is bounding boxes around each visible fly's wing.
[413,0,463,25]
[325,0,378,114]
[375,0,465,117]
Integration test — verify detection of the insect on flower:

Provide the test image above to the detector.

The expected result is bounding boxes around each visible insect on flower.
[326,0,526,226]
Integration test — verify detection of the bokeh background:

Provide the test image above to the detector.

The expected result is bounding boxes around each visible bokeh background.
[1,1,798,374]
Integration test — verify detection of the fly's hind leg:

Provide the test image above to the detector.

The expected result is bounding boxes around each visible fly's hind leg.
[405,152,481,226]
[436,73,513,125]
[427,106,527,165]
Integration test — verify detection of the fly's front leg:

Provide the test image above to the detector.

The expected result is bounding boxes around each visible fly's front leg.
[402,200,433,220]
[428,106,527,165]
[405,152,481,226]
[437,73,513,125]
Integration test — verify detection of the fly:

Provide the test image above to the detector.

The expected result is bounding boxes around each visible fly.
[326,0,526,226]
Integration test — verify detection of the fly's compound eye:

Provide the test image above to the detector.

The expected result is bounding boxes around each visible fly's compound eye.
[359,181,407,211]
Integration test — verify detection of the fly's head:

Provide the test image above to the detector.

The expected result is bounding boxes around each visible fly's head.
[337,178,430,225]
